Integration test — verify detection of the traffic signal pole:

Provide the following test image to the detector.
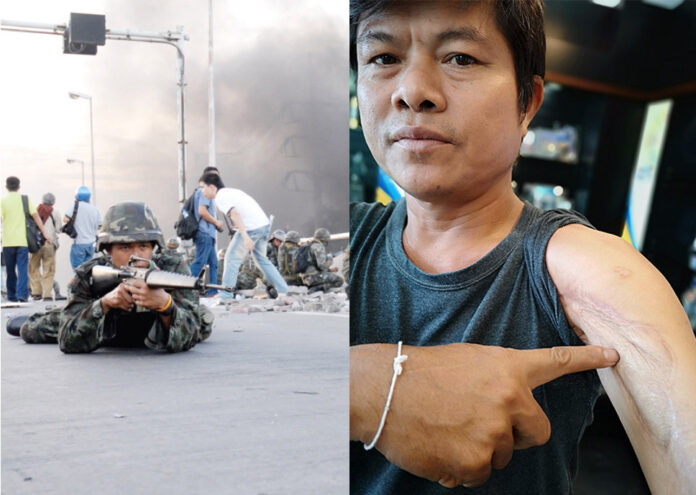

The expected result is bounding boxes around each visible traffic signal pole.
[1,18,190,202]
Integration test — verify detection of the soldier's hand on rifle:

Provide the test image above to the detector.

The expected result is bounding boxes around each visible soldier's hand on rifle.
[126,279,170,311]
[101,283,135,313]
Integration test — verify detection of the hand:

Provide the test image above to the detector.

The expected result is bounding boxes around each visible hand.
[125,279,170,311]
[351,343,619,488]
[100,283,135,312]
[243,236,255,251]
[215,219,224,231]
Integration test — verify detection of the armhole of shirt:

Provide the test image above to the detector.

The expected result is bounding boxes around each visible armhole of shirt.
[522,208,594,346]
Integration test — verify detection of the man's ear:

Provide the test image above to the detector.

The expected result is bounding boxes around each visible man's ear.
[521,75,544,135]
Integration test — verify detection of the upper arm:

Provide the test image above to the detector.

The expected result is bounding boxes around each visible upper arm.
[546,224,696,492]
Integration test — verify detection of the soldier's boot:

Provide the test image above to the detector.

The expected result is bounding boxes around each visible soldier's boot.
[198,305,215,342]
[307,284,324,294]
[6,315,30,336]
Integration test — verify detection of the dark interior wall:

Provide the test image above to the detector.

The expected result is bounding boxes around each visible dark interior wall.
[642,95,696,295]
[544,0,696,91]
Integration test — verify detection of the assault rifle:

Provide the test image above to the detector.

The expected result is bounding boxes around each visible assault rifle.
[91,256,234,295]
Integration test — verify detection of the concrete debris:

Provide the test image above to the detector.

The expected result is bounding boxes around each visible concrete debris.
[216,288,348,315]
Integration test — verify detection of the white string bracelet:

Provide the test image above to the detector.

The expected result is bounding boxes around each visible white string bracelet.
[364,341,408,451]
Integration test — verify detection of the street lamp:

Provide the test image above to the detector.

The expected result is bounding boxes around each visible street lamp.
[68,91,96,205]
[66,158,85,185]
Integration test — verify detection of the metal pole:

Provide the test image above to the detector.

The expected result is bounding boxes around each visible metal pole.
[175,28,187,202]
[208,0,216,169]
[89,97,96,206]
[82,161,85,185]
[1,19,189,203]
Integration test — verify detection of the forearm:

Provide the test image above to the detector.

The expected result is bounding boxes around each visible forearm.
[229,210,251,240]
[198,205,218,224]
[148,289,199,352]
[350,344,395,443]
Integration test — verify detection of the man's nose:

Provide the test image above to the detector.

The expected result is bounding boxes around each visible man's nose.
[391,58,446,112]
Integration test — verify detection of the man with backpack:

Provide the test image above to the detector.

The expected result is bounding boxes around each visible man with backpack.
[297,228,344,293]
[1,176,49,302]
[29,192,63,301]
[188,166,224,297]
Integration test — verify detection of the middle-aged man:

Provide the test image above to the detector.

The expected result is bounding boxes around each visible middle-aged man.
[348,1,696,494]
[199,172,289,302]
[1,176,49,302]
[29,192,63,301]
[18,202,212,353]
[64,185,102,270]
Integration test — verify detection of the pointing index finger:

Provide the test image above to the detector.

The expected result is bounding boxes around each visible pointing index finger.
[524,345,619,389]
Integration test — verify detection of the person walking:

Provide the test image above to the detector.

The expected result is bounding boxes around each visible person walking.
[29,192,62,300]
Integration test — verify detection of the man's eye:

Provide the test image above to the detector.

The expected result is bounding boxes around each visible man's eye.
[447,54,476,66]
[371,54,399,65]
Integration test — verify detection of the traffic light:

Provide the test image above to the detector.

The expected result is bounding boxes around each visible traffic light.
[63,13,105,55]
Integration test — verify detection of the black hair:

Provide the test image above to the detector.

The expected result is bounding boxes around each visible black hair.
[349,0,545,114]
[203,166,219,175]
[5,176,20,191]
[200,172,225,190]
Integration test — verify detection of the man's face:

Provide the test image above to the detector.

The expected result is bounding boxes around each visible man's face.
[272,238,282,247]
[109,242,154,268]
[355,1,542,203]
[201,182,217,199]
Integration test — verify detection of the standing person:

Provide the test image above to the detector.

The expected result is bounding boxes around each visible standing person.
[189,166,224,297]
[1,176,49,302]
[349,0,696,493]
[64,186,102,270]
[199,173,289,301]
[29,192,63,300]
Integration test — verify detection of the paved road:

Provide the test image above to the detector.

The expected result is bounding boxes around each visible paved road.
[2,303,348,495]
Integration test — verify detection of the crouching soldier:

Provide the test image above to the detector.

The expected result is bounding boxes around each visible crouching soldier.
[298,228,344,293]
[16,202,213,353]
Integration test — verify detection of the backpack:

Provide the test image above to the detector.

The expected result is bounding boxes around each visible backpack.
[174,193,199,240]
[292,243,314,274]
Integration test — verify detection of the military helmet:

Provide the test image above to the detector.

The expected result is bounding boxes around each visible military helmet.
[76,185,91,202]
[271,229,286,242]
[166,237,181,250]
[97,202,165,251]
[42,192,56,205]
[285,230,300,244]
[313,227,331,243]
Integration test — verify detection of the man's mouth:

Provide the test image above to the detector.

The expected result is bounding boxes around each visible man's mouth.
[391,126,452,152]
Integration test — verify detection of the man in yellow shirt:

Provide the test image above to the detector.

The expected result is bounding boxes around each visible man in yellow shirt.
[1,176,48,302]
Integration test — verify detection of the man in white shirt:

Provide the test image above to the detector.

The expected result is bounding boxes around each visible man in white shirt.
[199,172,288,301]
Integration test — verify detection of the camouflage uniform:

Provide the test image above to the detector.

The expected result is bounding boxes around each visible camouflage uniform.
[236,253,264,290]
[278,235,302,286]
[20,202,213,353]
[299,241,344,290]
[266,241,280,268]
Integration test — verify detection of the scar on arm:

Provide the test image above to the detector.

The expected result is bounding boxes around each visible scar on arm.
[613,266,632,279]
[569,291,675,448]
